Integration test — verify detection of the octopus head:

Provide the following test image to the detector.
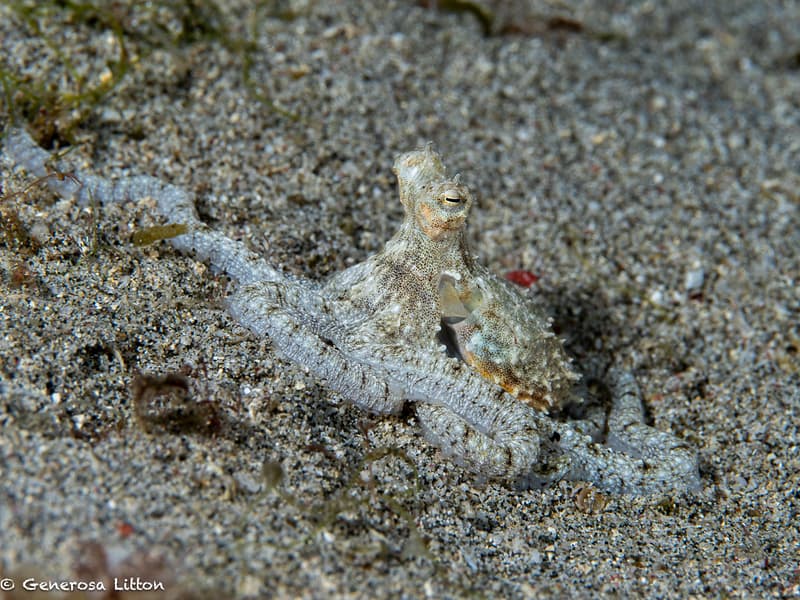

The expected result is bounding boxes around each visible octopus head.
[393,144,473,241]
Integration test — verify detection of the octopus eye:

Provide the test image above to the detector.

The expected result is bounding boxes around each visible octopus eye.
[443,195,462,204]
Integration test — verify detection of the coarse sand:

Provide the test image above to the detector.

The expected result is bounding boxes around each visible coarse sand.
[1,1,798,598]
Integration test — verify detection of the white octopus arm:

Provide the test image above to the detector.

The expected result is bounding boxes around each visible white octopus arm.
[555,369,700,494]
[5,128,285,286]
[227,277,699,494]
[227,281,405,415]
[392,352,699,494]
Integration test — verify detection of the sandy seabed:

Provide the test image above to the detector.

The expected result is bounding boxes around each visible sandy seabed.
[1,1,798,598]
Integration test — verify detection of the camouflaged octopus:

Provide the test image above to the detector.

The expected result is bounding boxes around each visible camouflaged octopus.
[5,129,700,495]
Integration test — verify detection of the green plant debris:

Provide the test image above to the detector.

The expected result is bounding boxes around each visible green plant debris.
[0,169,82,255]
[132,223,189,246]
[241,51,303,122]
[0,0,301,145]
[240,2,303,121]
[1,0,131,145]
[0,203,40,256]
[261,460,285,492]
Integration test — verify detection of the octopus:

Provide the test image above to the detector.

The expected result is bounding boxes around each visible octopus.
[4,128,700,495]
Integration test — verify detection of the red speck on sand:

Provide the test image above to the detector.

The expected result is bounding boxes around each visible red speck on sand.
[505,270,540,288]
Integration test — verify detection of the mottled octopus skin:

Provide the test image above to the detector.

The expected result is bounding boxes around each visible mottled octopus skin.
[4,129,701,495]
[325,146,579,412]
